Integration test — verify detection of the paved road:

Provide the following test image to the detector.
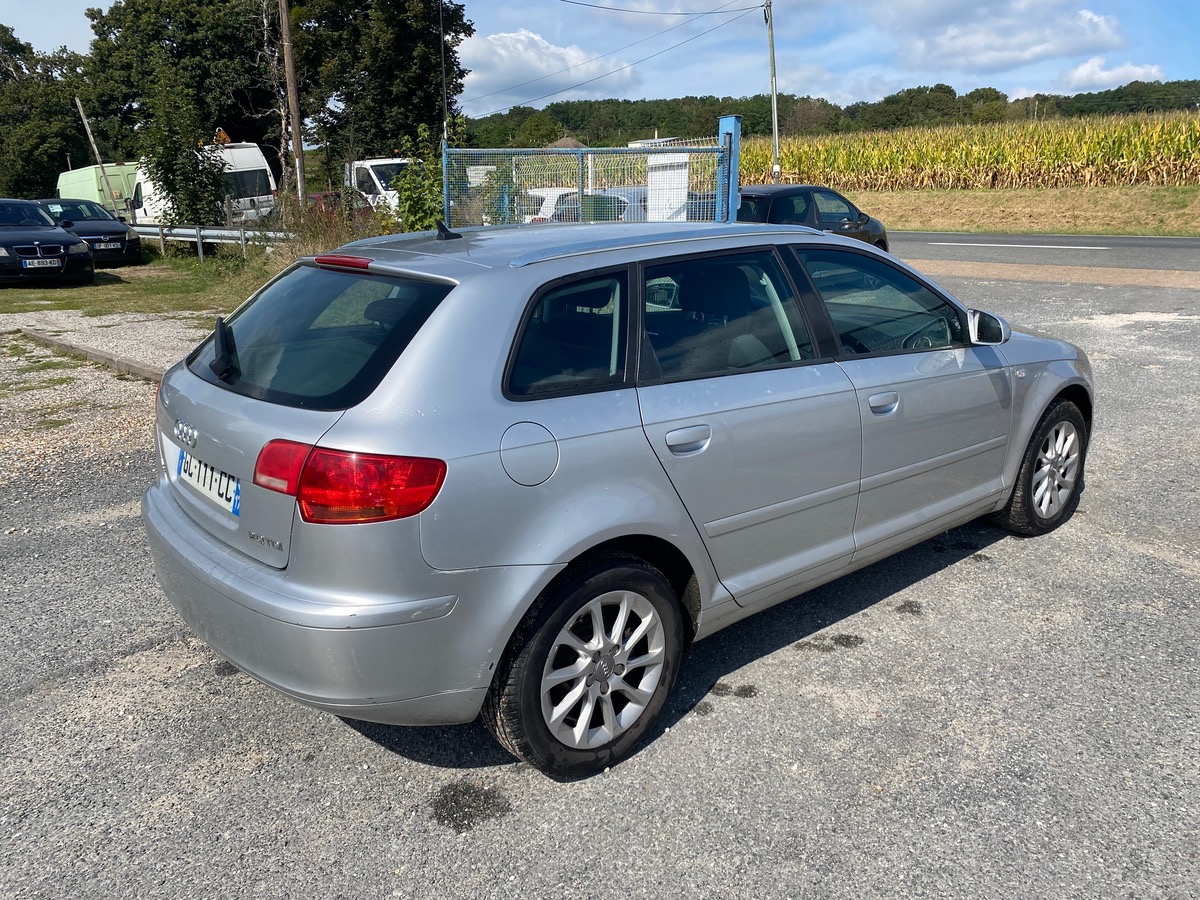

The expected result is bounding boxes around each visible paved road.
[1,266,1198,898]
[892,231,1200,272]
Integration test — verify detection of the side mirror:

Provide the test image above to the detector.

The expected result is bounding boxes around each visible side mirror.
[969,309,1011,345]
[60,220,75,229]
[857,211,870,226]
[117,216,127,223]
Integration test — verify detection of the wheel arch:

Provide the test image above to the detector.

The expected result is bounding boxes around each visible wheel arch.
[1055,382,1093,435]
[489,534,703,695]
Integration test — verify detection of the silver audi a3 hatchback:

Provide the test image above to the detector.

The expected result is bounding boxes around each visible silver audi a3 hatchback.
[143,222,1093,776]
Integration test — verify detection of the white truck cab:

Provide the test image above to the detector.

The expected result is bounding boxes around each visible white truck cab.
[346,158,412,212]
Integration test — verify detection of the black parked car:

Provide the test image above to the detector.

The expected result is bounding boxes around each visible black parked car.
[37,198,143,266]
[0,199,94,286]
[737,184,889,251]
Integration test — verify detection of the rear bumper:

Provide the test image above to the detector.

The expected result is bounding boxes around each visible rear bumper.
[142,479,556,725]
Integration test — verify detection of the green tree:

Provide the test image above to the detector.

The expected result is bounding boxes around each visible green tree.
[784,96,842,135]
[511,110,562,147]
[0,26,90,196]
[293,0,474,164]
[962,87,1008,123]
[388,118,466,233]
[137,57,229,225]
[83,0,280,168]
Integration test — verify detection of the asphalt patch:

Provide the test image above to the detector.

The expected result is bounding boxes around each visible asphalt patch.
[794,633,866,652]
[430,780,512,834]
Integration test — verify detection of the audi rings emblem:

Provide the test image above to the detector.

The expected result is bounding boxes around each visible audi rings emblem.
[173,419,198,448]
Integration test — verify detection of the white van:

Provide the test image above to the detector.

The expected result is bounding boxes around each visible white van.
[132,143,277,225]
[345,158,412,212]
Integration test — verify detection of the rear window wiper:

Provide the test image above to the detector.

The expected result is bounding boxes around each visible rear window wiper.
[209,316,241,382]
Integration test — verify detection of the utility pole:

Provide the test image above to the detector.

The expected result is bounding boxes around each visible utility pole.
[278,0,305,212]
[74,97,120,213]
[765,0,780,183]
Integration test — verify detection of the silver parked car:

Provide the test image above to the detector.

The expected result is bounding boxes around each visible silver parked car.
[142,222,1093,776]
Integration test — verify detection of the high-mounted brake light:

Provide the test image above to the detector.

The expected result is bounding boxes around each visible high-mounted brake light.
[314,254,371,270]
[254,440,446,524]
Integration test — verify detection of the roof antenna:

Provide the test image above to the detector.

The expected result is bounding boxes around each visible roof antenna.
[435,220,462,240]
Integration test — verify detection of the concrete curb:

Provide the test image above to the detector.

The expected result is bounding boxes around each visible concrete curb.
[20,328,166,382]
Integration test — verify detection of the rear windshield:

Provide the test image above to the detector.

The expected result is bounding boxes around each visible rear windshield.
[188,264,453,410]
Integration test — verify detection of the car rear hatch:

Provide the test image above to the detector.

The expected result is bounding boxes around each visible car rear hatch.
[154,258,454,569]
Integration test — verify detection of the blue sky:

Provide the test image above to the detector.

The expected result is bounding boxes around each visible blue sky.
[7,0,1198,118]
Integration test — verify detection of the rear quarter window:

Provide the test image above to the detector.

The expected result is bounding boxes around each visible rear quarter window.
[189,264,452,410]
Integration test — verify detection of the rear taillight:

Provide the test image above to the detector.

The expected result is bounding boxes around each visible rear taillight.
[254,440,446,524]
[254,440,311,494]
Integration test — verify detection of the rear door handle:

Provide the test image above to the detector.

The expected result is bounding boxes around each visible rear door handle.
[665,424,712,456]
[868,391,899,414]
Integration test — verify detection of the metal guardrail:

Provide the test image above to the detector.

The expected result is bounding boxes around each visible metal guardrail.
[132,224,292,260]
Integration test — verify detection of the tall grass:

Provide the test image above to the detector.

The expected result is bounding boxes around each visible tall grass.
[741,112,1200,189]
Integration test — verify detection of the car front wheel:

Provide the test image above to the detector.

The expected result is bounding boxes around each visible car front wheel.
[484,553,684,776]
[993,398,1088,535]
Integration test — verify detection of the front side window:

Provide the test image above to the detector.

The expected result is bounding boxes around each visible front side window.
[509,273,629,397]
[812,191,854,225]
[794,248,965,355]
[641,251,814,381]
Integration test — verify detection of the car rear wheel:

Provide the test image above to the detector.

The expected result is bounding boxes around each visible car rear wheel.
[993,399,1087,536]
[483,553,684,776]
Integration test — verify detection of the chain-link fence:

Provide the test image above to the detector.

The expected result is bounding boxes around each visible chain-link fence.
[443,123,740,228]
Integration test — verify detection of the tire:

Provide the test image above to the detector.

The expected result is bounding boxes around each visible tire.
[483,553,684,776]
[993,399,1088,536]
[874,239,889,253]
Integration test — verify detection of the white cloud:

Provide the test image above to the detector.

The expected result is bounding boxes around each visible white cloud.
[878,2,1124,73]
[1066,55,1164,89]
[459,29,641,117]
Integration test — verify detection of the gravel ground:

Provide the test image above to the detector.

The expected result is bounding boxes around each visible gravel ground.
[0,308,208,380]
[0,273,1197,899]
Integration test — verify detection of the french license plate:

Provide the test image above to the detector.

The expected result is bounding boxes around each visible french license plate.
[22,258,61,269]
[94,242,122,250]
[171,441,241,516]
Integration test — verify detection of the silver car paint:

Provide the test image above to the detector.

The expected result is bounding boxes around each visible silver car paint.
[638,363,862,599]
[143,222,1092,726]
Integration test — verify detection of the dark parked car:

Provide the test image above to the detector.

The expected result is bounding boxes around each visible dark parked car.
[37,198,143,266]
[738,184,889,251]
[0,199,94,285]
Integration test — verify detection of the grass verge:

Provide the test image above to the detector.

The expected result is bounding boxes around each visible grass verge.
[847,185,1200,236]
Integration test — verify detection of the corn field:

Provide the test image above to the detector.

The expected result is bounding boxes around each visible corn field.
[740,112,1200,189]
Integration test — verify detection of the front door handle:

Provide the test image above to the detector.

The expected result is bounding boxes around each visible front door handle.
[868,391,899,414]
[665,424,712,455]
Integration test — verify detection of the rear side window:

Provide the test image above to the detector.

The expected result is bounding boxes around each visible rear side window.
[736,195,769,222]
[641,251,814,381]
[189,265,452,410]
[508,273,628,397]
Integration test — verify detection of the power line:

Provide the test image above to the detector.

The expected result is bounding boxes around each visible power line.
[463,0,748,106]
[473,6,759,117]
[559,0,762,13]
